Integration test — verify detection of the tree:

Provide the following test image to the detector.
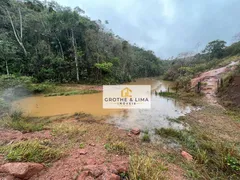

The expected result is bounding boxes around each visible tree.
[0,0,166,84]
[6,8,27,56]
[202,40,226,59]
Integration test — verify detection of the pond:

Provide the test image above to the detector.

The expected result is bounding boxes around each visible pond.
[13,78,193,130]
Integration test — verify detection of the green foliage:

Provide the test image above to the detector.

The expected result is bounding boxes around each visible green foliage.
[0,75,33,90]
[94,62,113,73]
[155,128,240,178]
[0,140,62,163]
[45,89,100,97]
[226,154,240,171]
[158,91,178,98]
[203,40,226,59]
[155,128,183,139]
[0,0,165,84]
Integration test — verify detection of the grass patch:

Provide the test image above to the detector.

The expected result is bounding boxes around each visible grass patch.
[0,98,9,116]
[104,141,128,154]
[155,128,183,139]
[128,154,167,180]
[0,140,62,163]
[158,91,178,98]
[167,116,185,123]
[155,128,240,179]
[51,123,86,139]
[45,89,100,97]
[1,111,50,133]
[224,110,240,122]
[142,132,150,142]
[79,143,85,149]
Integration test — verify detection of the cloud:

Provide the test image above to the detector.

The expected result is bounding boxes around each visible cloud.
[55,0,240,58]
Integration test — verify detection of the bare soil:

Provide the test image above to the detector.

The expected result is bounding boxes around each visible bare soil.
[219,75,240,108]
[191,61,239,104]
[0,116,186,180]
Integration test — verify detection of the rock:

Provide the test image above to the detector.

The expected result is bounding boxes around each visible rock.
[98,173,120,180]
[113,161,128,173]
[79,149,88,155]
[0,162,44,179]
[82,165,104,178]
[130,128,140,135]
[86,159,97,165]
[89,143,96,147]
[1,175,15,180]
[77,171,89,180]
[109,174,121,180]
[127,133,132,137]
[181,151,193,161]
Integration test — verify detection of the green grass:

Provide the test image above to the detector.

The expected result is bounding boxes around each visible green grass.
[224,110,240,122]
[0,98,9,115]
[104,141,128,154]
[79,143,85,149]
[155,128,240,179]
[155,128,183,139]
[0,140,62,163]
[1,111,50,133]
[45,89,100,97]
[158,91,178,98]
[128,154,167,180]
[51,123,87,139]
[167,116,185,123]
[142,132,151,142]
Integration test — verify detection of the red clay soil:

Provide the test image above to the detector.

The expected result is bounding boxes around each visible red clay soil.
[191,61,239,103]
[0,129,52,148]
[219,75,240,108]
[30,144,128,180]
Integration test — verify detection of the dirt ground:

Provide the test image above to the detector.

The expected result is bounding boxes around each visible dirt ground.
[191,61,239,104]
[219,75,240,108]
[0,116,186,180]
[1,61,240,179]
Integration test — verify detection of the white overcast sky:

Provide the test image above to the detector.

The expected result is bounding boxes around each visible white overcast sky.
[54,0,240,58]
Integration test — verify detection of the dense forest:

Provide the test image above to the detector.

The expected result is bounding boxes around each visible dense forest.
[0,0,166,84]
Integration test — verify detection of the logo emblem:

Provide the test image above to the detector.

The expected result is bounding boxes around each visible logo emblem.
[121,87,132,98]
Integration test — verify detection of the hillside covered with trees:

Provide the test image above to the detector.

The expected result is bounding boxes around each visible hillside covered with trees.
[0,0,166,84]
[164,39,240,90]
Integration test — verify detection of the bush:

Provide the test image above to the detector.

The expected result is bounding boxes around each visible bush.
[0,75,33,90]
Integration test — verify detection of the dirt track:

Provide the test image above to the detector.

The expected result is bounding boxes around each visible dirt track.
[191,61,239,104]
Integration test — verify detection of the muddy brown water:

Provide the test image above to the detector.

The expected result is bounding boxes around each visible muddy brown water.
[13,78,193,130]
